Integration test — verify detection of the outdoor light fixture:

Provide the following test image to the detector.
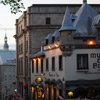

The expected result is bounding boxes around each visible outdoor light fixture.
[36,77,43,83]
[48,45,52,49]
[68,91,73,97]
[14,89,17,92]
[55,43,59,48]
[87,40,96,45]
[38,58,41,61]
[33,58,36,61]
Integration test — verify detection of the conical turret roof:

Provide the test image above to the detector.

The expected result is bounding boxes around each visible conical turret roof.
[73,1,98,35]
[59,7,76,31]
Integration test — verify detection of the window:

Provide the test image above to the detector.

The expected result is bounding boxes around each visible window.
[46,39,48,45]
[32,60,34,73]
[36,60,38,73]
[46,17,51,25]
[26,40,28,52]
[52,57,55,71]
[41,59,43,73]
[97,28,100,41]
[25,58,28,75]
[59,55,63,70]
[46,58,49,71]
[21,59,23,73]
[77,54,88,70]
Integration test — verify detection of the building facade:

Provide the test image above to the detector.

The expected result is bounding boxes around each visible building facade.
[0,35,16,100]
[14,1,100,100]
[31,0,100,100]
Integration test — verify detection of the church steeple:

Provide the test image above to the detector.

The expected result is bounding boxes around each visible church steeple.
[83,0,87,3]
[3,34,9,50]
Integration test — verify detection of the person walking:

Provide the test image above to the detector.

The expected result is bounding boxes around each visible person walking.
[57,95,64,100]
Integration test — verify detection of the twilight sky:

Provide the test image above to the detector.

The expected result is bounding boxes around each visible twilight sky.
[0,0,99,49]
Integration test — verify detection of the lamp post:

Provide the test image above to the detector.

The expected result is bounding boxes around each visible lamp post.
[68,91,73,99]
[14,89,17,93]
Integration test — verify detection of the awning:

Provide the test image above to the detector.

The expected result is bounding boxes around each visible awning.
[66,85,100,91]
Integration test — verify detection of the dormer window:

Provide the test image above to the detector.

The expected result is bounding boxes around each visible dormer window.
[46,17,51,25]
[97,28,100,42]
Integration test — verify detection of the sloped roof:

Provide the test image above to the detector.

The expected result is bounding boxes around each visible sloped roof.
[45,33,52,41]
[92,14,100,26]
[73,2,98,35]
[52,30,60,37]
[0,50,16,65]
[59,7,76,31]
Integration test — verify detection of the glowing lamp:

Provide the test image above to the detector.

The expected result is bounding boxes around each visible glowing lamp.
[42,93,44,99]
[14,89,17,92]
[38,58,41,61]
[87,40,96,45]
[33,58,36,61]
[36,77,43,83]
[48,45,52,49]
[68,91,73,97]
[55,43,59,48]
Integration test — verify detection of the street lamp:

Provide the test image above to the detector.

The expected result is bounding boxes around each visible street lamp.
[68,91,73,99]
[14,89,17,93]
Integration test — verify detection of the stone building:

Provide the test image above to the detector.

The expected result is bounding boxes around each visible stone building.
[0,35,16,100]
[31,0,100,100]
[14,1,100,100]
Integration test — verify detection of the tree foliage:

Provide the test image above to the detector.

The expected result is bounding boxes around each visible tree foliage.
[0,0,25,14]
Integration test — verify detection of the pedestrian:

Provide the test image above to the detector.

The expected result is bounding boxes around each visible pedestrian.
[57,94,64,100]
[78,96,82,100]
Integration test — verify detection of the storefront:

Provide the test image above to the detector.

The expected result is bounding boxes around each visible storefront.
[66,80,100,99]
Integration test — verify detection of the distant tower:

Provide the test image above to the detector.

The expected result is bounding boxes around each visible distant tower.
[3,34,9,50]
[83,0,87,3]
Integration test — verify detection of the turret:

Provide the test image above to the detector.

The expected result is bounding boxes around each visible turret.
[59,7,76,56]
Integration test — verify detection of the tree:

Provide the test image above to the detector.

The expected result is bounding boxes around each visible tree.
[0,0,25,14]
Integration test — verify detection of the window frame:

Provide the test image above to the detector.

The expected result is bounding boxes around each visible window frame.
[97,28,100,42]
[32,60,34,73]
[52,57,55,71]
[77,54,89,71]
[36,60,38,73]
[59,55,63,71]
[46,17,51,25]
[41,59,43,73]
[46,58,49,71]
